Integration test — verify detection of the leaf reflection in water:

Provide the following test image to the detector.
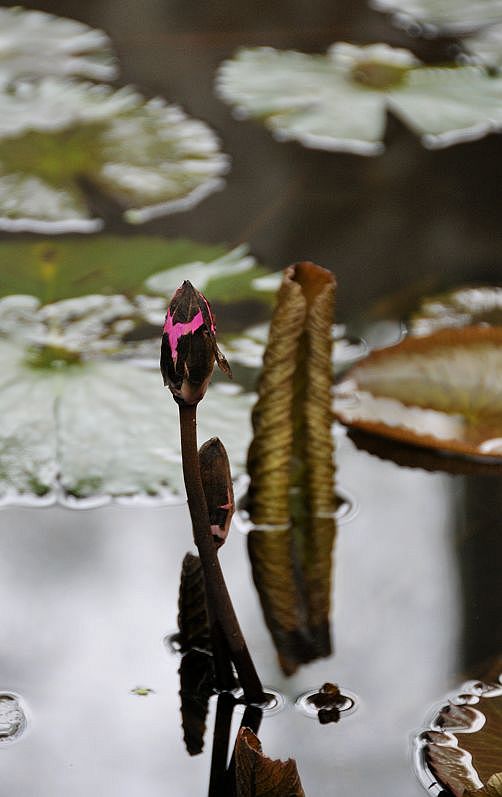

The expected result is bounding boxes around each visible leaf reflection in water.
[335,326,502,461]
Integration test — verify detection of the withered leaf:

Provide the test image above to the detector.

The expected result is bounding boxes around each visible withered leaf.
[426,678,502,796]
[176,552,211,654]
[466,773,502,797]
[246,262,337,675]
[179,649,216,756]
[235,727,305,797]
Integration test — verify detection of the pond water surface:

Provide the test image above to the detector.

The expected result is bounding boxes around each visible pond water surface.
[0,0,501,795]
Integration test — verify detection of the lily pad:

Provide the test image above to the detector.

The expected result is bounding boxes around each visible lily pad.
[334,326,502,460]
[0,239,270,505]
[216,43,502,154]
[0,7,117,84]
[371,0,502,35]
[0,79,228,231]
[235,727,305,797]
[0,237,271,303]
[410,285,502,336]
[417,669,502,796]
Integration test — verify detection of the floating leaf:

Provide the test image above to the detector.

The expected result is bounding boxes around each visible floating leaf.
[179,649,216,756]
[176,553,211,654]
[465,25,502,68]
[0,238,270,304]
[0,7,117,84]
[371,0,502,35]
[424,676,502,796]
[334,326,502,461]
[246,263,336,674]
[410,285,502,336]
[0,78,228,231]
[235,727,305,797]
[217,43,502,154]
[0,242,262,505]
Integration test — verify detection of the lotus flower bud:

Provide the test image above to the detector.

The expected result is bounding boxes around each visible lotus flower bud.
[199,437,234,547]
[161,281,231,405]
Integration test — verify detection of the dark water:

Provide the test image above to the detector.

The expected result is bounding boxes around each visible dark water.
[0,0,501,794]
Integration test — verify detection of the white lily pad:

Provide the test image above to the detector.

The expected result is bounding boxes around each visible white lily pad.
[371,0,502,35]
[334,327,502,460]
[216,43,502,154]
[0,6,117,85]
[0,79,228,231]
[465,23,502,68]
[410,285,502,335]
[0,237,272,505]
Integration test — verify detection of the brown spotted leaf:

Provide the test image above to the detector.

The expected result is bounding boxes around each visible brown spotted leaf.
[235,727,305,797]
[335,326,502,461]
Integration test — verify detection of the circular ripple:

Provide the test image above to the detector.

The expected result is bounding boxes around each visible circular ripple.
[295,687,359,719]
[0,692,27,744]
[233,687,286,717]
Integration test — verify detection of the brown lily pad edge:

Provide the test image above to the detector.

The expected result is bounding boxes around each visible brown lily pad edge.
[335,326,502,464]
[413,664,502,796]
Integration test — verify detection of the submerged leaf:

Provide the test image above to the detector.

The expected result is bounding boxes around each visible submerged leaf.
[216,43,502,154]
[0,7,117,84]
[0,79,227,231]
[235,727,305,797]
[466,773,502,796]
[335,327,502,460]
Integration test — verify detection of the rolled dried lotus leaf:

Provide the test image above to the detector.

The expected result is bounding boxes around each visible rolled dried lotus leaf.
[247,271,307,526]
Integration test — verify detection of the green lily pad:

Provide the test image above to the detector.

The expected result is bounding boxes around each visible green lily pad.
[0,7,117,84]
[216,43,502,154]
[0,237,271,304]
[0,79,228,231]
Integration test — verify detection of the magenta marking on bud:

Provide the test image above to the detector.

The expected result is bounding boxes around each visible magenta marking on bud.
[163,309,205,364]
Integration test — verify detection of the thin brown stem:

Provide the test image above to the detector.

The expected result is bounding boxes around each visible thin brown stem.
[179,403,265,704]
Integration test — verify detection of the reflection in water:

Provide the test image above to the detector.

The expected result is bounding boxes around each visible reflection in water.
[456,476,502,671]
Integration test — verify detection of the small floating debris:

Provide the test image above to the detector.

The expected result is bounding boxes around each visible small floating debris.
[296,683,358,722]
[0,692,27,743]
[130,686,155,697]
